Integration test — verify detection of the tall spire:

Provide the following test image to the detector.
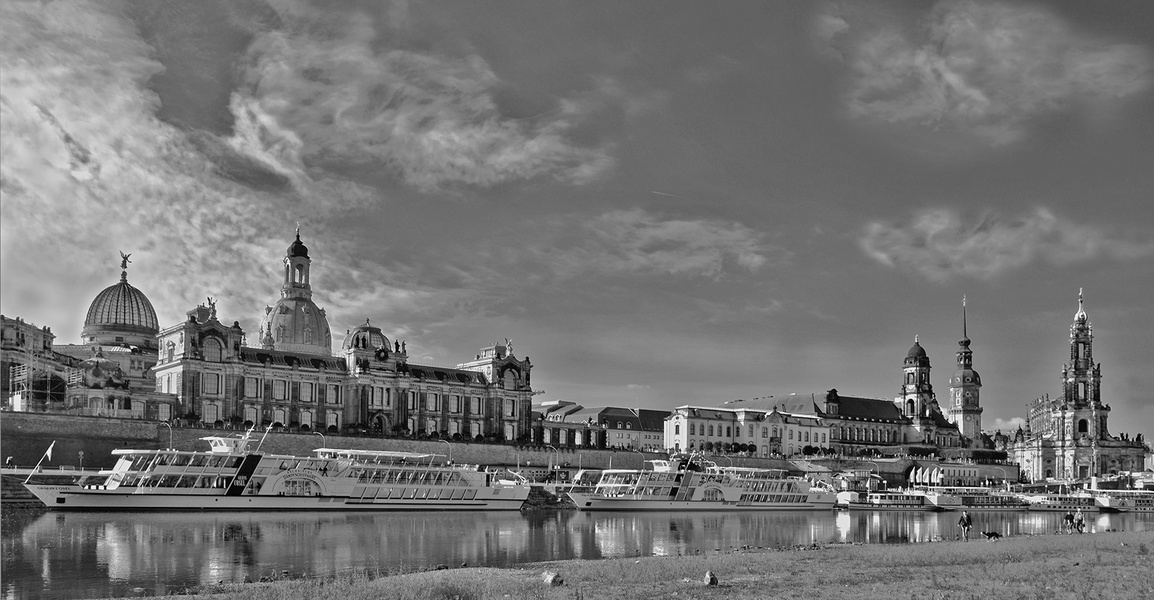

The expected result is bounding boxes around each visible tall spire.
[962,295,968,340]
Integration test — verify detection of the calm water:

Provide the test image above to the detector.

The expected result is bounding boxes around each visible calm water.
[4,508,1153,600]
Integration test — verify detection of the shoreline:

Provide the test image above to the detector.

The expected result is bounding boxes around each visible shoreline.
[143,528,1154,600]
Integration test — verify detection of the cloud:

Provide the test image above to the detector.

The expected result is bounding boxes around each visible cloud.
[0,2,450,343]
[822,0,1152,144]
[862,208,1154,282]
[230,4,615,192]
[533,209,775,280]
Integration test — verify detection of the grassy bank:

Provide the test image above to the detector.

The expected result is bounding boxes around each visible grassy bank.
[157,530,1153,600]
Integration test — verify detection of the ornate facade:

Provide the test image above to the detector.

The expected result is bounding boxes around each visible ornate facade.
[1007,291,1146,480]
[893,339,962,448]
[150,232,535,440]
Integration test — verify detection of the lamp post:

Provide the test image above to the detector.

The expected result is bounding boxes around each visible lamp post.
[865,460,882,490]
[546,445,557,470]
[441,439,452,464]
[162,421,173,450]
[313,431,326,449]
[994,466,1007,489]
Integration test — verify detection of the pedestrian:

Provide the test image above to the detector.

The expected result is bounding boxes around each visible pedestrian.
[1074,508,1085,533]
[4,456,13,468]
[1064,510,1075,534]
[958,510,972,541]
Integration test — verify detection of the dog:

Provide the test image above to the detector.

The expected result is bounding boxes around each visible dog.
[981,531,1003,542]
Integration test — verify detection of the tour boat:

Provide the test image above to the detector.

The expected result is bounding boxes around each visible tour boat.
[1092,489,1154,513]
[22,430,530,511]
[836,489,960,511]
[566,456,837,511]
[912,486,1032,511]
[1014,491,1099,513]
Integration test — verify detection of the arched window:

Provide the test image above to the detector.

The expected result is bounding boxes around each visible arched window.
[294,264,305,284]
[202,338,223,362]
[617,421,623,429]
[166,342,175,362]
[625,423,632,430]
[1078,419,1089,434]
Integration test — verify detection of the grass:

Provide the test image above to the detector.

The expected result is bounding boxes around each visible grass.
[152,530,1154,600]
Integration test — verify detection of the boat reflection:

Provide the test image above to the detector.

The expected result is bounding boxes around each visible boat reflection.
[4,508,1153,600]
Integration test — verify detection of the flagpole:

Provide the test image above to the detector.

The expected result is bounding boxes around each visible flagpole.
[24,441,55,484]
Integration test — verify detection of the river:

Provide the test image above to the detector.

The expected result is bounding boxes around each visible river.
[3,508,1153,599]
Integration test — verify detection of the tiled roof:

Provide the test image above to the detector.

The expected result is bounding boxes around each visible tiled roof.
[833,395,908,423]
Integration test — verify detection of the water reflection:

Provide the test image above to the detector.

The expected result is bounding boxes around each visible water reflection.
[3,509,1152,600]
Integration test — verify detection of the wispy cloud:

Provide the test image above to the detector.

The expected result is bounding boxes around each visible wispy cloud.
[821,0,1152,144]
[227,2,615,193]
[862,208,1154,282]
[531,209,775,280]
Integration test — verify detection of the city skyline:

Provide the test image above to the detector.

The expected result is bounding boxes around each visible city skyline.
[2,1,1153,441]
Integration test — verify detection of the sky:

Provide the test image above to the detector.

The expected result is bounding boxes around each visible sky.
[2,0,1153,441]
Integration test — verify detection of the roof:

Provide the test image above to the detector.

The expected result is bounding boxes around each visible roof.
[832,395,909,423]
[84,273,158,334]
[240,348,345,371]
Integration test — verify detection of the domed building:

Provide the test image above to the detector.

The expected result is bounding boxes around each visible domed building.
[80,252,159,349]
[51,253,177,420]
[152,230,535,440]
[256,229,333,355]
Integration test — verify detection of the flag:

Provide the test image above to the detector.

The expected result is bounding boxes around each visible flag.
[45,441,55,461]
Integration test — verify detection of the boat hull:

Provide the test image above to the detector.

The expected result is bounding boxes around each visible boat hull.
[566,491,835,511]
[24,484,528,511]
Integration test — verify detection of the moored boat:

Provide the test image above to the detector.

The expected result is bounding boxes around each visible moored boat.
[1015,491,1099,513]
[836,489,960,511]
[23,430,530,511]
[567,455,837,511]
[1093,489,1154,513]
[913,486,1031,511]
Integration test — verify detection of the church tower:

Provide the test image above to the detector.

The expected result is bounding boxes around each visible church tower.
[257,227,333,355]
[947,296,983,441]
[1064,288,1102,409]
[897,337,934,419]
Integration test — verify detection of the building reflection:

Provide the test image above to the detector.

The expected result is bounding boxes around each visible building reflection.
[3,509,1152,600]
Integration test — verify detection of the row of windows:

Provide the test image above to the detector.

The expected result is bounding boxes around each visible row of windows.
[676,423,824,443]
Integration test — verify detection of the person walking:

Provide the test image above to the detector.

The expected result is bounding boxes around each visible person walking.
[1064,510,1075,534]
[958,510,972,541]
[1074,508,1085,533]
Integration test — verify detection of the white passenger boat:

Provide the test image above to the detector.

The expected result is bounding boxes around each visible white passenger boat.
[1015,491,1099,513]
[913,486,1031,511]
[1093,489,1154,513]
[836,489,960,511]
[23,430,530,511]
[566,456,837,511]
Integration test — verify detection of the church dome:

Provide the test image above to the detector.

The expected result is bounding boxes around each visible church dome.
[342,319,390,351]
[907,340,927,358]
[259,297,332,356]
[82,270,159,348]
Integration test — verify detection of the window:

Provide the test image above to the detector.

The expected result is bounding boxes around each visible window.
[689,424,696,435]
[708,425,714,436]
[452,395,462,414]
[166,342,175,363]
[804,431,809,442]
[725,426,730,437]
[203,373,220,395]
[427,418,437,434]
[300,411,313,429]
[203,404,220,423]
[327,385,341,405]
[675,424,680,435]
[617,421,623,429]
[244,406,258,423]
[408,393,417,411]
[625,422,631,430]
[300,383,313,403]
[327,412,339,428]
[241,377,258,398]
[273,380,287,400]
[158,404,172,422]
[203,338,223,362]
[749,425,754,438]
[788,430,793,440]
[762,427,767,438]
[471,397,482,415]
[427,393,438,411]
[506,401,515,417]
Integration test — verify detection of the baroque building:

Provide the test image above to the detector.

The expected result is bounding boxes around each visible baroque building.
[893,338,962,448]
[3,254,177,419]
[946,298,983,443]
[1007,291,1146,480]
[150,231,535,440]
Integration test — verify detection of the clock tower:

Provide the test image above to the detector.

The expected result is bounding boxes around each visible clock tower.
[947,296,983,442]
